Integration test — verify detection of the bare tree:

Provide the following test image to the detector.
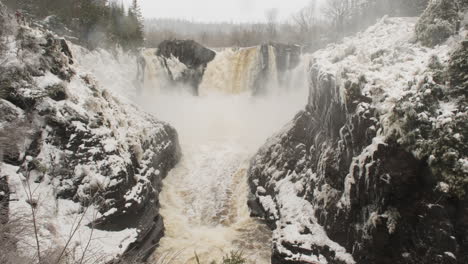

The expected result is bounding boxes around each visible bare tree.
[292,1,319,43]
[323,0,351,36]
[265,8,279,42]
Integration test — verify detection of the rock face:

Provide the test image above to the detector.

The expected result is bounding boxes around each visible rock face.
[156,39,216,94]
[0,5,180,262]
[248,16,467,264]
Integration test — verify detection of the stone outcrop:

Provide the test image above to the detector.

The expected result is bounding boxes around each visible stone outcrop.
[157,39,216,69]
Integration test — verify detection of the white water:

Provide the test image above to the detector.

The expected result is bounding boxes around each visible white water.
[143,91,307,264]
[199,47,270,95]
[73,45,309,264]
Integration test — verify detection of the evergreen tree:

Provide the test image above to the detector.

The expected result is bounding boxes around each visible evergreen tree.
[128,0,144,49]
[3,0,145,50]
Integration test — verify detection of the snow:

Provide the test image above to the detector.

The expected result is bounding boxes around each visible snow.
[459,158,468,173]
[102,138,118,153]
[338,136,386,209]
[272,172,355,264]
[437,182,450,193]
[444,252,456,260]
[258,195,279,219]
[103,208,118,217]
[310,17,456,137]
[34,72,62,89]
[3,163,137,262]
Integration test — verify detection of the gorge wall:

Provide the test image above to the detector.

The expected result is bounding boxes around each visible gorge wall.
[0,3,180,262]
[248,11,468,264]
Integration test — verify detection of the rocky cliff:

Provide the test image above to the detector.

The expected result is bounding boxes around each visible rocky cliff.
[0,3,180,263]
[248,13,467,264]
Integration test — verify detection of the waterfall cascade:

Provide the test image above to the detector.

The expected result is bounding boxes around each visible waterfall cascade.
[141,43,303,96]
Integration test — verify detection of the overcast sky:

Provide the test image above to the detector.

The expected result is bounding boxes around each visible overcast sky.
[122,0,316,23]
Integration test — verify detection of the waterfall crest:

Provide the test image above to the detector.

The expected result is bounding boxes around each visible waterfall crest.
[141,44,303,96]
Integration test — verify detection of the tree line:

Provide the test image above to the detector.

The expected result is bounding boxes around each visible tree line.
[145,0,429,50]
[3,0,145,50]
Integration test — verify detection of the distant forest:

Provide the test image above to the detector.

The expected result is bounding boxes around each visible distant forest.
[3,0,145,50]
[145,0,429,49]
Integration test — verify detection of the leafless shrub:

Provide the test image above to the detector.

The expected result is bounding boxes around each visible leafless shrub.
[0,210,33,264]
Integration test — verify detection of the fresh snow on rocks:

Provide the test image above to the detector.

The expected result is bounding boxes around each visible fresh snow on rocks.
[249,15,468,264]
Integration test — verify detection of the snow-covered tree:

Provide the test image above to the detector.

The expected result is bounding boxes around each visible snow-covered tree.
[416,0,460,47]
[125,0,144,48]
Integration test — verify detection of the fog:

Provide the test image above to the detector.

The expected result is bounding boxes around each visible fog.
[122,0,317,22]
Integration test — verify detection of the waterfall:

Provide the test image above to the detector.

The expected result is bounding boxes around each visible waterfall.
[143,56,310,264]
[198,47,259,95]
[69,44,138,98]
[139,44,297,96]
[199,45,284,95]
[139,48,175,93]
[71,42,310,264]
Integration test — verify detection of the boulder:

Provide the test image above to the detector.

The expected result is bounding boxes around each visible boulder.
[157,39,216,69]
[156,40,216,94]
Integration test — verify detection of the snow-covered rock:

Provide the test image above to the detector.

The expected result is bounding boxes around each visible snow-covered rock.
[0,4,180,263]
[249,15,467,264]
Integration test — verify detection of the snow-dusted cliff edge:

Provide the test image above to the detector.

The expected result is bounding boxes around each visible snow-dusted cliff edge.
[0,3,180,263]
[248,10,467,264]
